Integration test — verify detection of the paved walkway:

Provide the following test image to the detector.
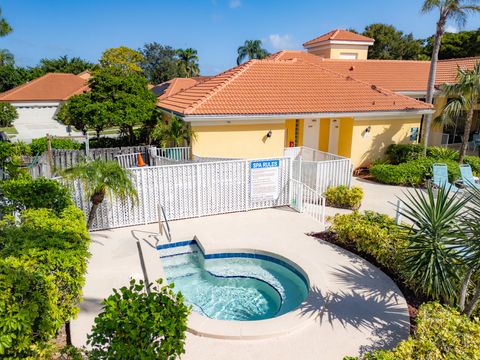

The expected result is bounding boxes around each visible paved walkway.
[71,206,409,360]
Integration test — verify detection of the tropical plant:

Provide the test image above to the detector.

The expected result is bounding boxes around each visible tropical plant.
[420,0,480,154]
[99,46,144,74]
[61,160,137,229]
[87,279,190,360]
[436,63,480,163]
[0,49,13,66]
[0,7,12,37]
[152,115,196,147]
[139,43,187,83]
[0,102,17,127]
[176,48,200,77]
[398,185,467,302]
[237,40,269,65]
[38,55,93,75]
[324,185,363,210]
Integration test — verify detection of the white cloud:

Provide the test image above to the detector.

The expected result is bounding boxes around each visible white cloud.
[445,25,458,33]
[229,0,241,8]
[266,34,297,50]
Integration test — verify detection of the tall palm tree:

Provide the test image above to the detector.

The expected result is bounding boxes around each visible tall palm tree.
[0,49,14,66]
[62,160,137,229]
[420,0,480,155]
[176,48,200,77]
[436,63,480,163]
[0,8,12,37]
[236,40,269,65]
[152,115,196,147]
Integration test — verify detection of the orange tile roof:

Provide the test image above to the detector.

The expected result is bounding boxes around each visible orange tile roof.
[153,78,202,101]
[270,51,480,91]
[0,73,89,102]
[157,59,431,116]
[303,29,374,47]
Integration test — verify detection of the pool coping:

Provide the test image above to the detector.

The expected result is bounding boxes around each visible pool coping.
[156,236,322,340]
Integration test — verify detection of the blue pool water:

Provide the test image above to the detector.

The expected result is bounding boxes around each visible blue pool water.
[158,241,309,321]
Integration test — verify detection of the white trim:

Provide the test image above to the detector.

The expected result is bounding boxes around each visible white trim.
[9,101,60,108]
[304,39,374,49]
[396,91,428,97]
[174,109,433,123]
[188,118,285,126]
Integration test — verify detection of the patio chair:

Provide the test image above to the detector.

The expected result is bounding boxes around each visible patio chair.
[460,164,480,190]
[432,163,460,190]
[469,134,480,151]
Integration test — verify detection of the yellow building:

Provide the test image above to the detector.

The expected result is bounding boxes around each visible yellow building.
[156,29,480,169]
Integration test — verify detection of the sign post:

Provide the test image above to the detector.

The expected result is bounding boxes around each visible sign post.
[250,159,280,202]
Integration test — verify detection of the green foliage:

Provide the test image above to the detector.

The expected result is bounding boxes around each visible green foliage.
[0,48,14,66]
[325,185,363,210]
[100,46,144,75]
[87,279,190,360]
[139,43,187,84]
[0,206,90,358]
[0,141,30,179]
[38,55,93,75]
[152,115,196,147]
[0,7,12,37]
[370,157,460,186]
[176,48,200,77]
[363,23,425,60]
[1,177,73,214]
[385,144,424,164]
[426,146,459,160]
[330,211,407,273]
[237,40,269,65]
[30,137,81,154]
[0,102,18,127]
[424,29,480,59]
[358,303,480,360]
[464,155,480,175]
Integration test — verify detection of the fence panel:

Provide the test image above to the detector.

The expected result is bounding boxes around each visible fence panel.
[70,157,292,230]
[289,179,325,224]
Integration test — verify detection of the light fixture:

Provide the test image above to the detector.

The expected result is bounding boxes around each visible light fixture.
[266,130,272,138]
[365,126,371,133]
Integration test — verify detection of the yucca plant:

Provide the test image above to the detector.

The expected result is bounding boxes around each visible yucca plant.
[398,185,468,303]
[62,160,137,229]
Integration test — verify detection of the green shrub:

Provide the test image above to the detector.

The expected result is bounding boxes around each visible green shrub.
[87,279,190,360]
[426,146,459,161]
[330,211,407,273]
[1,177,73,214]
[0,206,90,358]
[30,137,81,154]
[385,144,423,164]
[464,155,480,175]
[325,185,363,209]
[370,157,460,186]
[0,102,18,127]
[357,303,480,360]
[0,142,31,179]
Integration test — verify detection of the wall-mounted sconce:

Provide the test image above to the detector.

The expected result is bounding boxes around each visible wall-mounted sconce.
[266,130,273,138]
[365,126,371,134]
[362,126,372,139]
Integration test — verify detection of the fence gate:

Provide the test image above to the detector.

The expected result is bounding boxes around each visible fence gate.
[70,158,291,230]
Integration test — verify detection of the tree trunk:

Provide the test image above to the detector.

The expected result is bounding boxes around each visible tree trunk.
[459,268,473,311]
[87,202,99,229]
[459,107,474,164]
[422,16,446,155]
[465,280,480,317]
[65,321,72,346]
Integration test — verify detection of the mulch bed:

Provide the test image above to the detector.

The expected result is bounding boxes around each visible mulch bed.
[308,230,429,334]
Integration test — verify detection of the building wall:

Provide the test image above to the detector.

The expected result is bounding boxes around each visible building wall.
[319,118,330,151]
[284,119,304,147]
[349,117,422,168]
[338,118,354,157]
[307,44,369,60]
[192,123,285,158]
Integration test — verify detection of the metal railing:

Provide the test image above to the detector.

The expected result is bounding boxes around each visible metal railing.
[284,146,347,162]
[115,152,143,168]
[156,147,190,161]
[290,179,325,224]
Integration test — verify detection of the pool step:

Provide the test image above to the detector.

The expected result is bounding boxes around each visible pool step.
[162,253,203,279]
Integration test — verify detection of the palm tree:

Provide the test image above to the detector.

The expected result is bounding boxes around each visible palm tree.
[236,40,269,65]
[176,48,200,77]
[62,160,137,229]
[0,49,14,66]
[436,63,480,163]
[152,115,196,147]
[420,0,480,155]
[0,8,12,37]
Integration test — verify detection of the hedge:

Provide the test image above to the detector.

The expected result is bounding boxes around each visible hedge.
[0,206,90,358]
[30,137,81,155]
[370,157,461,186]
[325,185,363,210]
[350,303,480,360]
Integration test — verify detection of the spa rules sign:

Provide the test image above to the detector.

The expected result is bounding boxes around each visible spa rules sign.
[250,160,280,202]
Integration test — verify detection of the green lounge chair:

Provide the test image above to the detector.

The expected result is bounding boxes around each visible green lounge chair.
[460,164,480,189]
[432,163,460,190]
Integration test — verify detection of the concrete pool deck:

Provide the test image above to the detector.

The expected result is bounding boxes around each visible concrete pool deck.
[71,207,409,359]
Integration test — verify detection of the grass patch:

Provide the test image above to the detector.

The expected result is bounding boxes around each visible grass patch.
[0,126,18,135]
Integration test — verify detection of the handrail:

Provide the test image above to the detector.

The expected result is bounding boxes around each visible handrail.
[289,178,325,225]
[157,204,172,242]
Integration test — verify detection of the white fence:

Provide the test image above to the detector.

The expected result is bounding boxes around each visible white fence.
[284,146,347,162]
[290,179,325,224]
[70,158,291,230]
[292,159,352,194]
[156,147,190,161]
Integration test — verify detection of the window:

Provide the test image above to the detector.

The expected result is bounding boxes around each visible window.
[339,52,358,60]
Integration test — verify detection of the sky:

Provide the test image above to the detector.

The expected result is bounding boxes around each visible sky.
[2,0,480,76]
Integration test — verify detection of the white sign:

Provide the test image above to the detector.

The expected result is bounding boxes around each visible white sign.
[250,160,280,202]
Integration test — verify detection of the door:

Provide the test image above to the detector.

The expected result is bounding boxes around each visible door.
[328,119,340,154]
[302,119,320,149]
